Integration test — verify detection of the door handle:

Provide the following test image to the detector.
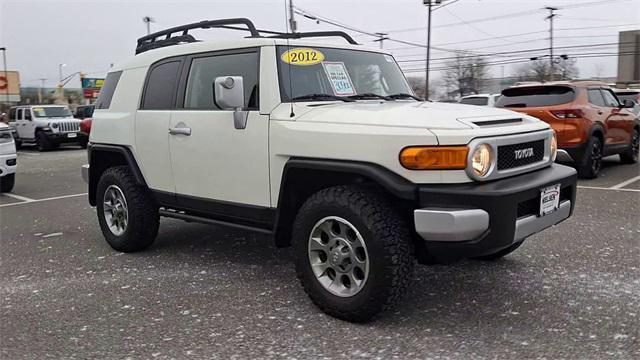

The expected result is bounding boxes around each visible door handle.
[169,127,191,136]
[597,111,603,115]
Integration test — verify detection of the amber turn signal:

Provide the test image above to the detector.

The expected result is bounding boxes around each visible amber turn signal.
[399,146,469,170]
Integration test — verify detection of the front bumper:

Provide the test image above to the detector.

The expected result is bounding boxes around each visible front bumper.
[0,153,17,177]
[413,164,577,263]
[44,131,88,144]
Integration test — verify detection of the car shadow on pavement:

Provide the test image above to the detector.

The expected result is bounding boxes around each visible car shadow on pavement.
[145,219,559,328]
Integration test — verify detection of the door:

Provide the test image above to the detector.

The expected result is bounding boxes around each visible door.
[22,108,36,139]
[169,49,271,208]
[15,108,31,139]
[134,59,184,195]
[601,88,631,145]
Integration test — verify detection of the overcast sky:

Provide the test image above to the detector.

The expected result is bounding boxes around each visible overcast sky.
[1,0,639,88]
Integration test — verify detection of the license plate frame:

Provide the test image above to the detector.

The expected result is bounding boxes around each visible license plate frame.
[67,132,77,138]
[539,183,561,216]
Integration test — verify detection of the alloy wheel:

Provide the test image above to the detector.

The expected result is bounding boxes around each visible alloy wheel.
[591,139,602,174]
[103,185,129,236]
[307,216,369,297]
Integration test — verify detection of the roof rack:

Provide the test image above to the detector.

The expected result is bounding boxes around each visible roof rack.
[135,18,359,54]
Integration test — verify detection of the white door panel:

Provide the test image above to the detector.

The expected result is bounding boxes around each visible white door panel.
[169,110,270,207]
[134,111,174,193]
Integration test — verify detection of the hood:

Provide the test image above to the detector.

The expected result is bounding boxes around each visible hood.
[291,101,530,130]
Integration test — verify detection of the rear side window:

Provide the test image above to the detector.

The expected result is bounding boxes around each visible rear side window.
[183,52,259,110]
[588,89,606,107]
[496,86,576,108]
[460,97,488,106]
[95,71,122,110]
[142,61,181,110]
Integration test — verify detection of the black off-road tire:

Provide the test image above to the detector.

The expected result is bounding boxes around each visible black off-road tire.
[0,173,15,193]
[577,136,603,179]
[472,240,524,261]
[293,185,415,323]
[36,132,51,152]
[96,166,159,252]
[619,128,639,164]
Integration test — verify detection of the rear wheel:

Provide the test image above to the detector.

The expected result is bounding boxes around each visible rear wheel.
[620,128,639,164]
[96,166,159,252]
[293,185,414,322]
[0,174,15,193]
[577,136,602,179]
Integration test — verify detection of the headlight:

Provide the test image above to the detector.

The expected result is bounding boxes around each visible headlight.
[51,122,59,129]
[471,143,493,177]
[550,132,558,162]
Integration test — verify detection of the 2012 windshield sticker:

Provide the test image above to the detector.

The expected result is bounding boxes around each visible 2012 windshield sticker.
[322,62,356,96]
[281,48,325,66]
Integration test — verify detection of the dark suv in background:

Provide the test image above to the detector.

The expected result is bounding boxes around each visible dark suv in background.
[496,81,639,178]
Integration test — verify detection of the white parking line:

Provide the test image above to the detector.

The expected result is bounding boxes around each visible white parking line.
[0,193,87,208]
[610,175,640,190]
[578,186,640,193]
[2,193,35,202]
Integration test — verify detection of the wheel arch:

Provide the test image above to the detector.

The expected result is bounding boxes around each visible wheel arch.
[273,158,418,248]
[88,144,146,206]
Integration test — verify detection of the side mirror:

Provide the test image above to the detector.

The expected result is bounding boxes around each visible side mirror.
[214,76,248,129]
[621,99,636,109]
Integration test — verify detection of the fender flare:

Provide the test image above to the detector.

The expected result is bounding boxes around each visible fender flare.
[87,144,146,205]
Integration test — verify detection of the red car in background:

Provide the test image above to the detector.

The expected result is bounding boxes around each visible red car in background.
[74,105,94,136]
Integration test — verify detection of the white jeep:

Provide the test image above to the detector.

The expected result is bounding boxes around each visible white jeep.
[8,105,87,151]
[0,122,17,192]
[82,19,577,322]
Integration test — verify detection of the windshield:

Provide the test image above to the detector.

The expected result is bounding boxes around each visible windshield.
[276,46,413,101]
[32,106,72,118]
[460,97,488,106]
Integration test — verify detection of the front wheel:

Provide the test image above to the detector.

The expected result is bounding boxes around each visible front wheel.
[96,166,159,252]
[36,132,51,152]
[0,174,15,193]
[577,136,602,179]
[293,185,414,322]
[620,128,639,164]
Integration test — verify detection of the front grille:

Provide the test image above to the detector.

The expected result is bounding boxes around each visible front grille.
[497,139,545,170]
[57,121,80,133]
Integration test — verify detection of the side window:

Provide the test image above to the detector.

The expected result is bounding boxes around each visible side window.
[24,109,32,120]
[8,108,15,121]
[142,61,181,110]
[95,71,122,110]
[601,89,620,108]
[588,89,606,107]
[16,109,22,120]
[184,52,259,110]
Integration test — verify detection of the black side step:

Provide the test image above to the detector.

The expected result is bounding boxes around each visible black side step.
[159,209,273,235]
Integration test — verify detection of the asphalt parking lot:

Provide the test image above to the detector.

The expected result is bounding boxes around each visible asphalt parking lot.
[1,147,638,359]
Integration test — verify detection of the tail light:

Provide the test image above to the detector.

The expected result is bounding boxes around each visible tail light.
[550,109,584,119]
[80,118,92,133]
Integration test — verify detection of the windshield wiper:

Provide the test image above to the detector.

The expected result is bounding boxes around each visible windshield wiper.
[347,93,393,101]
[387,93,423,101]
[292,94,354,102]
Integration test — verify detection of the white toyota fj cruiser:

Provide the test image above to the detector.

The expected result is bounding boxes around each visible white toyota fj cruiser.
[82,19,577,322]
[8,105,87,151]
[0,122,17,192]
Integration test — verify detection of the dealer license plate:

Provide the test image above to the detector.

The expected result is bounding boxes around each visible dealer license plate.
[540,183,560,216]
[67,132,77,138]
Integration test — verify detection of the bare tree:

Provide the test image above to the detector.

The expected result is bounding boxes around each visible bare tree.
[406,76,427,99]
[514,58,579,82]
[441,53,489,98]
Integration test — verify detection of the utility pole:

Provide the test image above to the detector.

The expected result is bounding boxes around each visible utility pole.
[57,63,66,103]
[424,0,442,100]
[0,47,8,106]
[288,0,297,32]
[143,16,155,35]
[374,32,389,49]
[545,7,558,82]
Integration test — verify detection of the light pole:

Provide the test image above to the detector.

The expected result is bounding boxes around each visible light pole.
[58,63,66,103]
[0,47,8,106]
[423,0,442,100]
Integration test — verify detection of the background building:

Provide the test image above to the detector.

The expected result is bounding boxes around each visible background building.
[617,30,640,88]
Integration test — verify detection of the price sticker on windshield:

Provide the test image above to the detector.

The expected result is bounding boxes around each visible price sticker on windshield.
[322,61,356,96]
[281,48,325,66]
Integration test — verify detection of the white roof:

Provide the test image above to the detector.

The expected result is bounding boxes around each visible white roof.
[112,38,387,72]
